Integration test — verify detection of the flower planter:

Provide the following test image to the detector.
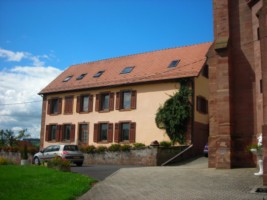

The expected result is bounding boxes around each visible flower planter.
[20,159,29,166]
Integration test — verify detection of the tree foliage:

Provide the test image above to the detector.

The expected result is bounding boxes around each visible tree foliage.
[155,80,192,144]
[0,129,30,146]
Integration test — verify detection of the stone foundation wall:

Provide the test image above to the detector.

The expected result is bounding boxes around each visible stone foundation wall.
[83,146,189,166]
[0,151,33,164]
[0,147,191,166]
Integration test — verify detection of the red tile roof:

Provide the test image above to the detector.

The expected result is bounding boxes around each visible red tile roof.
[39,42,212,94]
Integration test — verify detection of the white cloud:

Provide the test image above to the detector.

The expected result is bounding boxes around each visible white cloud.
[0,48,27,62]
[0,48,62,138]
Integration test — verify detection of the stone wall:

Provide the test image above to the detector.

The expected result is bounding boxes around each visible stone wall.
[0,147,191,166]
[83,146,189,166]
[0,151,33,164]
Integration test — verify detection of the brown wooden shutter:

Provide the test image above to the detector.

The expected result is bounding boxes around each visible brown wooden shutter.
[131,90,137,109]
[47,99,51,115]
[129,122,136,143]
[89,94,93,112]
[93,123,99,143]
[76,96,81,113]
[56,125,61,142]
[109,93,114,111]
[69,96,73,114]
[70,124,75,142]
[116,92,121,110]
[60,125,64,141]
[95,94,100,112]
[108,123,113,143]
[58,98,62,114]
[45,125,50,141]
[114,123,120,143]
[64,96,73,114]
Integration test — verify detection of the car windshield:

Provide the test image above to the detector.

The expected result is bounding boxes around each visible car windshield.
[63,145,78,151]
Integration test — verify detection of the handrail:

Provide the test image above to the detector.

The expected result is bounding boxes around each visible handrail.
[161,144,193,166]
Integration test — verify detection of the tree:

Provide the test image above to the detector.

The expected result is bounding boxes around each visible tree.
[155,80,192,145]
[0,129,30,146]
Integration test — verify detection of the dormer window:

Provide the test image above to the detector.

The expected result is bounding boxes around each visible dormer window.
[168,60,180,68]
[93,70,105,78]
[120,66,134,74]
[76,73,87,80]
[63,75,73,82]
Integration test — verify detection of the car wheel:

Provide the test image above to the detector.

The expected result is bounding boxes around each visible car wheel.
[33,157,40,165]
[76,162,83,167]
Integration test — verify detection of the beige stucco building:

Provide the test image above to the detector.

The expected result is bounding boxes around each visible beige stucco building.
[39,42,211,154]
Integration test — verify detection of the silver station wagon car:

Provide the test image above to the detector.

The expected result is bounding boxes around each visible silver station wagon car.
[33,144,84,166]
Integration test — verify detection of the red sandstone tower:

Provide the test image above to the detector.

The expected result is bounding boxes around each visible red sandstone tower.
[208,0,267,185]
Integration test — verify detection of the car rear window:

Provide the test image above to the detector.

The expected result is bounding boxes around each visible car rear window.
[63,145,78,151]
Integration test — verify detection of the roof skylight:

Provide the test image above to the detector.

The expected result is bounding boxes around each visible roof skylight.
[93,70,105,78]
[120,66,135,74]
[63,75,73,82]
[168,60,180,68]
[76,73,87,80]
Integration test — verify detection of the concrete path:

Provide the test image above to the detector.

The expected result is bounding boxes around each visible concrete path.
[78,157,266,200]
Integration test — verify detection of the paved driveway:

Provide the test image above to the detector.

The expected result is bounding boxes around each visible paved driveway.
[71,164,140,181]
[77,157,266,200]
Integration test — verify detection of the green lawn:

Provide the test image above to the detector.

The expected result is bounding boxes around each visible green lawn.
[0,165,96,200]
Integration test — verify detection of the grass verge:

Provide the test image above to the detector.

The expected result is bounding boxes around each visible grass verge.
[0,165,96,200]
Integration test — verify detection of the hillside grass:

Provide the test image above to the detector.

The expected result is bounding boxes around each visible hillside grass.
[0,165,95,200]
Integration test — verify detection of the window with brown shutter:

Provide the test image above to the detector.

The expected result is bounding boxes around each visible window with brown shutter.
[64,96,73,114]
[114,123,120,143]
[129,122,136,143]
[45,125,50,141]
[196,96,208,114]
[101,93,109,111]
[96,92,114,112]
[116,92,121,110]
[47,100,51,114]
[114,122,136,143]
[62,124,71,141]
[116,90,137,110]
[77,94,93,113]
[93,123,99,143]
[48,98,62,115]
[108,123,113,143]
[58,98,62,114]
[79,123,89,144]
[94,122,113,143]
[95,94,100,112]
[109,93,114,111]
[46,124,57,141]
[76,96,81,113]
[131,90,137,109]
[70,124,75,142]
[56,125,61,142]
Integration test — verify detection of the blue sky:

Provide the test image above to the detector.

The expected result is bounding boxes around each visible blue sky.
[0,0,213,138]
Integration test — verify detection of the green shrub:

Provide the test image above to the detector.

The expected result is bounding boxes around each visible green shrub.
[95,146,107,153]
[0,157,13,165]
[85,145,96,154]
[133,143,146,149]
[79,145,86,153]
[47,157,71,172]
[159,141,172,148]
[120,144,132,151]
[108,144,121,152]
